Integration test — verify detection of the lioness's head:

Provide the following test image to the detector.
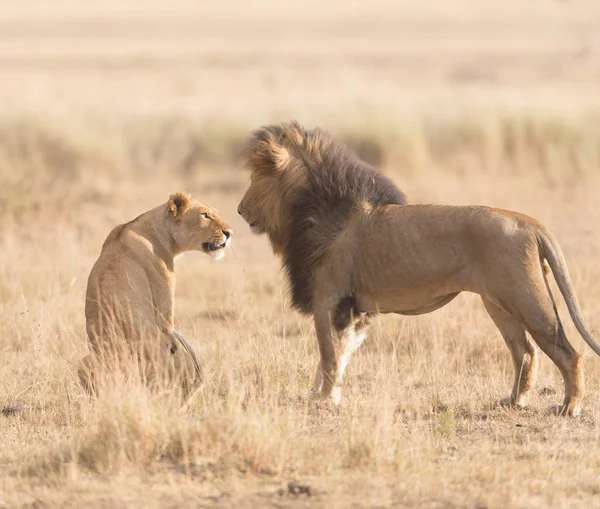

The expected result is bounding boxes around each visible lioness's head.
[168,193,232,260]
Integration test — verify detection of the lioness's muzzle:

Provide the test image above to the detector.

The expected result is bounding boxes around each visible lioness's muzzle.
[203,240,228,252]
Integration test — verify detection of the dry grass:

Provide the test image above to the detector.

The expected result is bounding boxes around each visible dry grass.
[2,1,600,507]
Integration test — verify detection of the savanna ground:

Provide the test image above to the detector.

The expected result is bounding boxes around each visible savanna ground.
[2,1,600,507]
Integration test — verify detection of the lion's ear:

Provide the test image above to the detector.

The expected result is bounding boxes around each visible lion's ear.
[268,141,290,172]
[168,192,191,218]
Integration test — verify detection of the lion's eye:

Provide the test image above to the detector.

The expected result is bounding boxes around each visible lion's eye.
[201,212,210,220]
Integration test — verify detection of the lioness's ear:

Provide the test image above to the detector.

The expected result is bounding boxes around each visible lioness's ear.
[168,192,191,218]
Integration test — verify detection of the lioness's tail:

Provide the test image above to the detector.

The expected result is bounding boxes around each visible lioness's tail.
[172,331,202,381]
[538,231,600,356]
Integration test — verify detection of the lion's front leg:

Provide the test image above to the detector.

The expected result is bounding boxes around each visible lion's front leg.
[311,361,324,393]
[338,315,370,376]
[313,306,370,405]
[313,306,341,403]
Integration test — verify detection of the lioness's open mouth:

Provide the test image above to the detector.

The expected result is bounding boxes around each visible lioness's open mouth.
[203,241,227,252]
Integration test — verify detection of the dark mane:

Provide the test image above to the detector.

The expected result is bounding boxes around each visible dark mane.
[246,121,407,314]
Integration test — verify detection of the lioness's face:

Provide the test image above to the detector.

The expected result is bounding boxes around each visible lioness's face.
[172,201,233,260]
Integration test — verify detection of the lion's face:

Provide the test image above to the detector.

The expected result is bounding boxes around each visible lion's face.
[237,172,285,239]
[170,195,233,260]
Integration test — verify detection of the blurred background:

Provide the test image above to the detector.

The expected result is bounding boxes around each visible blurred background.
[2,2,600,505]
[2,0,600,218]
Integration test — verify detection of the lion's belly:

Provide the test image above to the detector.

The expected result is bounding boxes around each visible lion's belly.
[356,285,462,315]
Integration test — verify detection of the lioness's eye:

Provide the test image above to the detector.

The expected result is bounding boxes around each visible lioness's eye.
[201,212,210,220]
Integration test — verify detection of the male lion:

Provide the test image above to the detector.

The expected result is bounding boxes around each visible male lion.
[238,121,600,416]
[79,192,232,395]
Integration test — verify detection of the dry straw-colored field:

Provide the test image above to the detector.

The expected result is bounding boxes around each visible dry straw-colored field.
[2,1,600,507]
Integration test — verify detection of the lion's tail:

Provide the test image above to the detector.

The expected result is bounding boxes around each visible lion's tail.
[538,231,600,356]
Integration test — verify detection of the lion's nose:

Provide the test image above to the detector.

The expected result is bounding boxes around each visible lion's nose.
[223,229,232,239]
[237,207,242,216]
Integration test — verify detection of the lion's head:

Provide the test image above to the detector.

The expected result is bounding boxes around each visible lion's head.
[237,123,308,253]
[238,121,407,313]
[168,192,232,260]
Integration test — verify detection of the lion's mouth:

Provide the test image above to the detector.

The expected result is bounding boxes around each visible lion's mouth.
[203,240,228,252]
[248,223,264,235]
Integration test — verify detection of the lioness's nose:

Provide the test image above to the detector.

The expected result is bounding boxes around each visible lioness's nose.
[237,207,242,216]
[223,229,232,239]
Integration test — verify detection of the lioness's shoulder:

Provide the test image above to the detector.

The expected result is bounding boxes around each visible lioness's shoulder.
[102,224,127,249]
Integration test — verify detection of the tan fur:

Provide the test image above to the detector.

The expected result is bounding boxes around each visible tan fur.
[239,123,599,417]
[79,193,232,395]
[313,205,600,416]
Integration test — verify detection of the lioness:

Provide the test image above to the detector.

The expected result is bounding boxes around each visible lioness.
[79,192,232,394]
[238,121,600,416]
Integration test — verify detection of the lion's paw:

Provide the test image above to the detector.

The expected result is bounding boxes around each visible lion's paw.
[298,388,341,411]
[548,402,581,417]
[495,397,527,410]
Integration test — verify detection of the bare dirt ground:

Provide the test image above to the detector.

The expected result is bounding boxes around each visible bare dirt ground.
[1,1,600,507]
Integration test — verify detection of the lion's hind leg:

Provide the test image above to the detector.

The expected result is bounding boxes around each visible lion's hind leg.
[489,268,583,416]
[482,298,538,409]
[521,300,583,417]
